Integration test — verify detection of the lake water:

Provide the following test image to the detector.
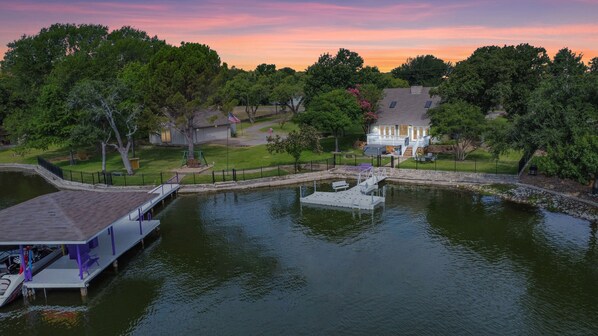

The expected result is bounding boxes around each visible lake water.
[0,173,596,335]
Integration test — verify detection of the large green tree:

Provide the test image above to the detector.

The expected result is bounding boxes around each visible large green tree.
[391,55,452,87]
[145,42,225,160]
[434,44,549,117]
[515,48,597,184]
[298,89,361,152]
[222,71,270,123]
[304,48,363,104]
[270,72,305,115]
[427,101,486,160]
[69,79,139,174]
[1,24,164,152]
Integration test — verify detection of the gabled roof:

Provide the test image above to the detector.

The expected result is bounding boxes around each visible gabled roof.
[374,87,440,126]
[191,108,229,128]
[0,191,155,245]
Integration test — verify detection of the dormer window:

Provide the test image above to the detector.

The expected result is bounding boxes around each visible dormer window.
[389,101,397,108]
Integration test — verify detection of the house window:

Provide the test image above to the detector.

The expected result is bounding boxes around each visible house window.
[399,124,408,137]
[389,101,397,108]
[160,129,172,143]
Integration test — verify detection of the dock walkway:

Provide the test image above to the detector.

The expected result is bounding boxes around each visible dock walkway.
[25,183,179,290]
[300,168,386,210]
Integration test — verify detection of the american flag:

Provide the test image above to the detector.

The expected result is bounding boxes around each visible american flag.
[228,112,240,123]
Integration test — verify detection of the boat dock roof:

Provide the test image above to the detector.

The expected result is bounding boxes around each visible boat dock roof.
[0,190,156,245]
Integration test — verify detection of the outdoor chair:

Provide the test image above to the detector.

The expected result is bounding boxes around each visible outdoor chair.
[425,153,436,162]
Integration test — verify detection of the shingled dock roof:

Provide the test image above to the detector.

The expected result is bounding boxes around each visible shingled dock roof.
[0,190,156,245]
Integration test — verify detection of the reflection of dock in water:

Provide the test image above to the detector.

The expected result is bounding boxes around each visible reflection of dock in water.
[300,167,386,210]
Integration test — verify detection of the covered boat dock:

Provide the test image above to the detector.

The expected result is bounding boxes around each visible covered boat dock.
[0,184,179,297]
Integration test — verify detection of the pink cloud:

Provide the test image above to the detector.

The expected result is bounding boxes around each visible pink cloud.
[1,1,597,71]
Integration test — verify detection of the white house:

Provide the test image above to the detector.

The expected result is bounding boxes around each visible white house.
[365,86,440,157]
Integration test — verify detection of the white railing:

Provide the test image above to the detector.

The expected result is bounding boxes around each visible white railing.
[367,134,406,146]
[412,138,423,157]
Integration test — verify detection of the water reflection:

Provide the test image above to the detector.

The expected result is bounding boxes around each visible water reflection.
[154,193,306,300]
[1,173,597,335]
[423,188,598,335]
[0,171,57,210]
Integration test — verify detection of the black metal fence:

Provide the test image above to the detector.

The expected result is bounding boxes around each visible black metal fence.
[37,156,63,179]
[60,169,176,187]
[38,152,519,187]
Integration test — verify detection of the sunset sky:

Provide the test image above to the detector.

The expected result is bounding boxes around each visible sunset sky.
[1,0,597,71]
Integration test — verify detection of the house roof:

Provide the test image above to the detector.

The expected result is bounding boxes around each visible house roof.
[191,109,229,128]
[0,190,155,245]
[374,87,440,126]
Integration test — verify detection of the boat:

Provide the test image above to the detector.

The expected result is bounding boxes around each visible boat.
[0,246,61,307]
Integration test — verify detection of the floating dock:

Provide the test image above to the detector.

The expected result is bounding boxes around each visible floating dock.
[300,167,386,210]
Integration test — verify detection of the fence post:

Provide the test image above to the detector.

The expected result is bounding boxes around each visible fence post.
[212,171,215,183]
[176,172,179,183]
[160,172,163,184]
[92,173,95,185]
[326,159,329,170]
[222,170,225,182]
[261,167,263,178]
[142,174,145,185]
[243,169,245,180]
[278,165,281,176]
[233,169,236,181]
[70,171,73,181]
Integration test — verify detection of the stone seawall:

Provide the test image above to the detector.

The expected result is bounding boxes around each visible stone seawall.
[1,163,595,221]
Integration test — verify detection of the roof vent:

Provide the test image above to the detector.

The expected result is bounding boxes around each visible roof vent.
[410,86,423,94]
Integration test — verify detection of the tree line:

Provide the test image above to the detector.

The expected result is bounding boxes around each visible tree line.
[0,23,595,187]
[427,44,597,187]
[0,24,429,174]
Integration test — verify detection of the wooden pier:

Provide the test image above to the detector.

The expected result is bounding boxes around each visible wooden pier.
[300,167,386,210]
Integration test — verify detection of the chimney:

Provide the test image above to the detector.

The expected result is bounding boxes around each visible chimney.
[410,86,423,94]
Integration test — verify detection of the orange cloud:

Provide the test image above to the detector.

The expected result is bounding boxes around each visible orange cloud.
[1,1,597,71]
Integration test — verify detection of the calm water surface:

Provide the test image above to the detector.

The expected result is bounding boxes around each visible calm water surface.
[0,174,596,335]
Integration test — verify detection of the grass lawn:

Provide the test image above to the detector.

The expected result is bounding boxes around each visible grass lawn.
[0,126,369,176]
[0,145,71,165]
[399,149,521,174]
[1,125,522,183]
[258,121,300,134]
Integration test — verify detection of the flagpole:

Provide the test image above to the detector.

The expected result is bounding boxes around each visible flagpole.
[226,121,229,172]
